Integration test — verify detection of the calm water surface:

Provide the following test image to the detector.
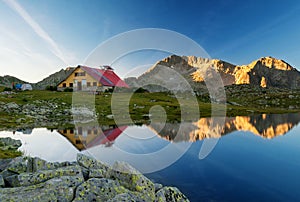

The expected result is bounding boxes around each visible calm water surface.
[1,113,300,201]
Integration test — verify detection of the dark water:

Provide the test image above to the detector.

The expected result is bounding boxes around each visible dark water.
[1,113,300,201]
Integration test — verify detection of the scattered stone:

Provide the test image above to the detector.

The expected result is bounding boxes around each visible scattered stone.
[5,102,19,109]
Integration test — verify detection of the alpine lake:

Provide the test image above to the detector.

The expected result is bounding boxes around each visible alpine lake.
[1,113,300,201]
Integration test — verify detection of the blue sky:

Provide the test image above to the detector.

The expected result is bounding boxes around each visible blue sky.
[1,0,300,82]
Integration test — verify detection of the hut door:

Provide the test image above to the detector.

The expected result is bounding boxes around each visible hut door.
[77,81,82,91]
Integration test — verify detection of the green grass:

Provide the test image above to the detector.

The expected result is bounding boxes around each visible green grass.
[0,149,22,159]
[0,86,300,127]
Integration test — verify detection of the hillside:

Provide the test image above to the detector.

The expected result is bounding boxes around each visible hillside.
[0,75,29,88]
[125,55,300,92]
[32,67,75,90]
[0,68,75,90]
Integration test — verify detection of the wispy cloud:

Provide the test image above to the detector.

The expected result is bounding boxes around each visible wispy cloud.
[3,0,69,65]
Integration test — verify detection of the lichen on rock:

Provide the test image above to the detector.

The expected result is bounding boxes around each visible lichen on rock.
[0,153,189,201]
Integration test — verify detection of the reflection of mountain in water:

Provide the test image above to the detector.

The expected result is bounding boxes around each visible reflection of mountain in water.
[57,125,127,151]
[149,113,300,142]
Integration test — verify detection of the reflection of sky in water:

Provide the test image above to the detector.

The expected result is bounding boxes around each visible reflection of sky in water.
[0,128,78,162]
[114,125,169,154]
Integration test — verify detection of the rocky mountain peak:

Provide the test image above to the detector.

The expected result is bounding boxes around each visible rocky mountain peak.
[125,55,300,91]
[256,56,293,71]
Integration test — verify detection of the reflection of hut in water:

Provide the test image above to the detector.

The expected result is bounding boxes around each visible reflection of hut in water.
[57,126,127,151]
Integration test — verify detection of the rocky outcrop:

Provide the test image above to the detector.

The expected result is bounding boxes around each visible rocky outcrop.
[125,55,300,92]
[0,153,189,201]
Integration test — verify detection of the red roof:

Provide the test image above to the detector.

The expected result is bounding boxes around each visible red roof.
[80,65,129,88]
[86,126,128,148]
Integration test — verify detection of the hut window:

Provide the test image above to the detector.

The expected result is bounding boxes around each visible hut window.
[75,140,81,144]
[63,83,66,87]
[75,72,86,76]
[69,83,73,87]
[88,129,92,135]
[87,82,91,87]
[93,82,97,86]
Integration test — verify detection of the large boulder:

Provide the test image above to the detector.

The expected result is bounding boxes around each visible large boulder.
[109,161,156,200]
[73,178,128,201]
[0,175,84,201]
[5,165,82,187]
[77,153,111,178]
[155,186,190,202]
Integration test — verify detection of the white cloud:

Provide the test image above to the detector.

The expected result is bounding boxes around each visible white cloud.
[3,0,69,65]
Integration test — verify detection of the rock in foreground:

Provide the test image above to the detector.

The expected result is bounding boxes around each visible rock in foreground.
[0,153,189,202]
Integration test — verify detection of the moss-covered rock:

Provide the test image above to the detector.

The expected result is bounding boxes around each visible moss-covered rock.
[109,161,156,200]
[0,154,190,201]
[107,192,145,202]
[6,156,28,174]
[74,178,128,201]
[5,165,83,187]
[155,186,190,202]
[0,175,84,201]
[77,153,110,169]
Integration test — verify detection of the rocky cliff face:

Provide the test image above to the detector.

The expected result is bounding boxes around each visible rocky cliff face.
[125,55,300,92]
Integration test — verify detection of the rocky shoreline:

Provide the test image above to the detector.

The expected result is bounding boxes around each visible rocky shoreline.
[0,138,189,201]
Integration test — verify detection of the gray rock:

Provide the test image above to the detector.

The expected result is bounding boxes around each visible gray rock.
[109,161,155,200]
[88,168,104,178]
[74,178,128,201]
[5,102,19,109]
[0,175,4,187]
[30,157,62,172]
[0,169,16,180]
[77,153,111,177]
[0,175,83,201]
[107,192,145,202]
[0,137,22,150]
[155,186,190,202]
[154,183,163,192]
[0,158,13,172]
[6,157,29,174]
[5,165,82,187]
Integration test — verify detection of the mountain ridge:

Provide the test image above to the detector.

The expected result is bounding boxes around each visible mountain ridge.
[1,55,299,90]
[125,55,300,91]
